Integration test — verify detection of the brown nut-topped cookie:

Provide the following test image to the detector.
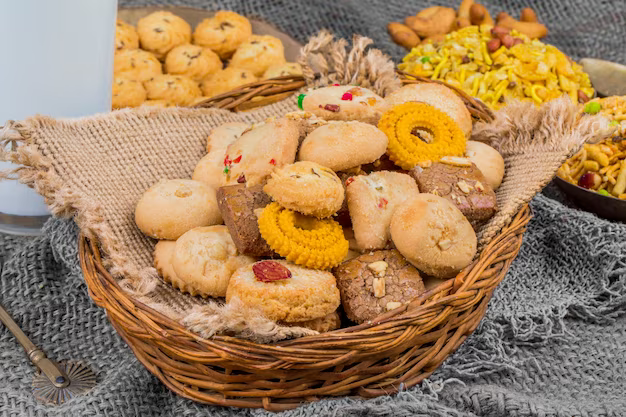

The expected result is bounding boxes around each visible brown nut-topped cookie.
[410,158,497,223]
[334,250,425,324]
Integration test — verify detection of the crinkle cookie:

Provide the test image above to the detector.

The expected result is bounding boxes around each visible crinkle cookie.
[172,226,254,297]
[263,161,344,218]
[263,62,302,79]
[301,85,387,125]
[144,74,201,106]
[153,240,178,282]
[113,49,162,82]
[200,67,258,98]
[221,118,301,186]
[137,11,191,59]
[285,311,341,332]
[390,194,477,278]
[226,260,340,322]
[346,171,420,251]
[229,35,286,77]
[115,19,139,51]
[112,77,146,109]
[193,11,252,59]
[164,44,222,81]
[135,179,222,240]
[298,121,388,172]
[334,250,425,324]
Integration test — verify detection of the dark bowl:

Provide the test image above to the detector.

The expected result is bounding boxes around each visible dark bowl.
[554,176,626,222]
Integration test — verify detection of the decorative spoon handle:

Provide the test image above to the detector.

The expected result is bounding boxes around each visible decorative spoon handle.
[0,303,68,388]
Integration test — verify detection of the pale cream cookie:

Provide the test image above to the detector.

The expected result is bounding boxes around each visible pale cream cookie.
[114,49,162,83]
[144,74,202,106]
[164,44,222,81]
[137,11,191,59]
[229,35,286,77]
[200,67,258,98]
[135,179,222,240]
[284,311,341,332]
[112,76,146,109]
[263,161,344,218]
[153,240,178,282]
[226,260,340,322]
[172,225,254,297]
[263,62,302,79]
[301,85,387,125]
[115,19,139,51]
[193,11,252,59]
[465,141,505,190]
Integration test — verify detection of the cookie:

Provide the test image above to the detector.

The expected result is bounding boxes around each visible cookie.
[206,122,250,153]
[164,44,223,81]
[115,19,139,51]
[346,171,420,250]
[135,179,222,240]
[144,74,202,106]
[334,250,425,323]
[229,35,286,77]
[137,11,191,59]
[299,121,388,172]
[263,161,344,218]
[112,76,146,109]
[193,11,252,59]
[390,194,477,278]
[200,67,258,98]
[285,311,341,332]
[383,83,473,138]
[226,260,341,322]
[153,240,178,282]
[263,62,302,79]
[172,225,254,297]
[113,49,162,82]
[410,160,497,223]
[221,118,301,186]
[301,85,387,125]
[465,141,505,190]
[216,184,275,257]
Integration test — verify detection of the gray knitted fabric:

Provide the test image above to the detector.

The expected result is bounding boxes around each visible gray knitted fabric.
[2,0,626,416]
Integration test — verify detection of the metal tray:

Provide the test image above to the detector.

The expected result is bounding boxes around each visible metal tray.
[554,176,626,222]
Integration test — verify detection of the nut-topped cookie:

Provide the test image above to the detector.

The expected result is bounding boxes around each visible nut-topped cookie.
[334,250,425,324]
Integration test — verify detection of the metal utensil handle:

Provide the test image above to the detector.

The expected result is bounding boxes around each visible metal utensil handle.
[0,303,68,388]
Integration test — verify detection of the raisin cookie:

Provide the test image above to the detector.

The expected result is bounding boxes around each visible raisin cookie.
[299,121,388,172]
[137,11,191,59]
[390,194,477,278]
[301,85,387,125]
[153,240,178,282]
[193,11,252,59]
[135,179,222,240]
[200,67,258,98]
[263,62,302,79]
[226,260,340,322]
[263,161,344,218]
[229,35,286,77]
[115,19,139,51]
[172,225,254,297]
[113,49,162,82]
[112,76,146,109]
[334,250,425,323]
[144,74,202,106]
[346,171,420,250]
[164,44,222,81]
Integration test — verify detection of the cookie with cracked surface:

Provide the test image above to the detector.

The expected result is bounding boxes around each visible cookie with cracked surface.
[144,74,202,106]
[301,85,387,125]
[113,49,162,82]
[164,44,222,81]
[137,11,191,59]
[229,35,286,77]
[193,11,252,59]
[226,260,340,322]
[334,249,425,324]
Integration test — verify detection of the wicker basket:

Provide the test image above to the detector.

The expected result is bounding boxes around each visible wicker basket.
[79,76,532,411]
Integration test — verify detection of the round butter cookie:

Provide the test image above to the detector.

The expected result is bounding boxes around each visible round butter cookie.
[465,141,505,190]
[135,179,222,240]
[172,226,254,297]
[113,49,162,83]
[112,76,146,109]
[285,311,341,332]
[200,67,258,98]
[383,83,473,138]
[263,62,302,79]
[137,11,191,59]
[164,44,222,81]
[226,260,340,322]
[229,35,286,77]
[301,85,387,125]
[193,11,252,59]
[144,74,201,106]
[390,194,477,278]
[298,121,388,172]
[115,19,139,51]
[263,161,344,218]
[153,240,178,282]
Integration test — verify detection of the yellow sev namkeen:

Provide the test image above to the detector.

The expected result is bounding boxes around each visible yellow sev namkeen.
[258,203,348,270]
[399,25,594,110]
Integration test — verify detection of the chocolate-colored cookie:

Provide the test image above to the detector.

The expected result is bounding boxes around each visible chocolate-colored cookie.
[334,250,425,324]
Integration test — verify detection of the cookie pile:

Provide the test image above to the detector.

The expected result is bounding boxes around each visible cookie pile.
[135,82,506,331]
[113,10,302,110]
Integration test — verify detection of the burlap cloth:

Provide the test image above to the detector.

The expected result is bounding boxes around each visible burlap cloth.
[1,0,626,415]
